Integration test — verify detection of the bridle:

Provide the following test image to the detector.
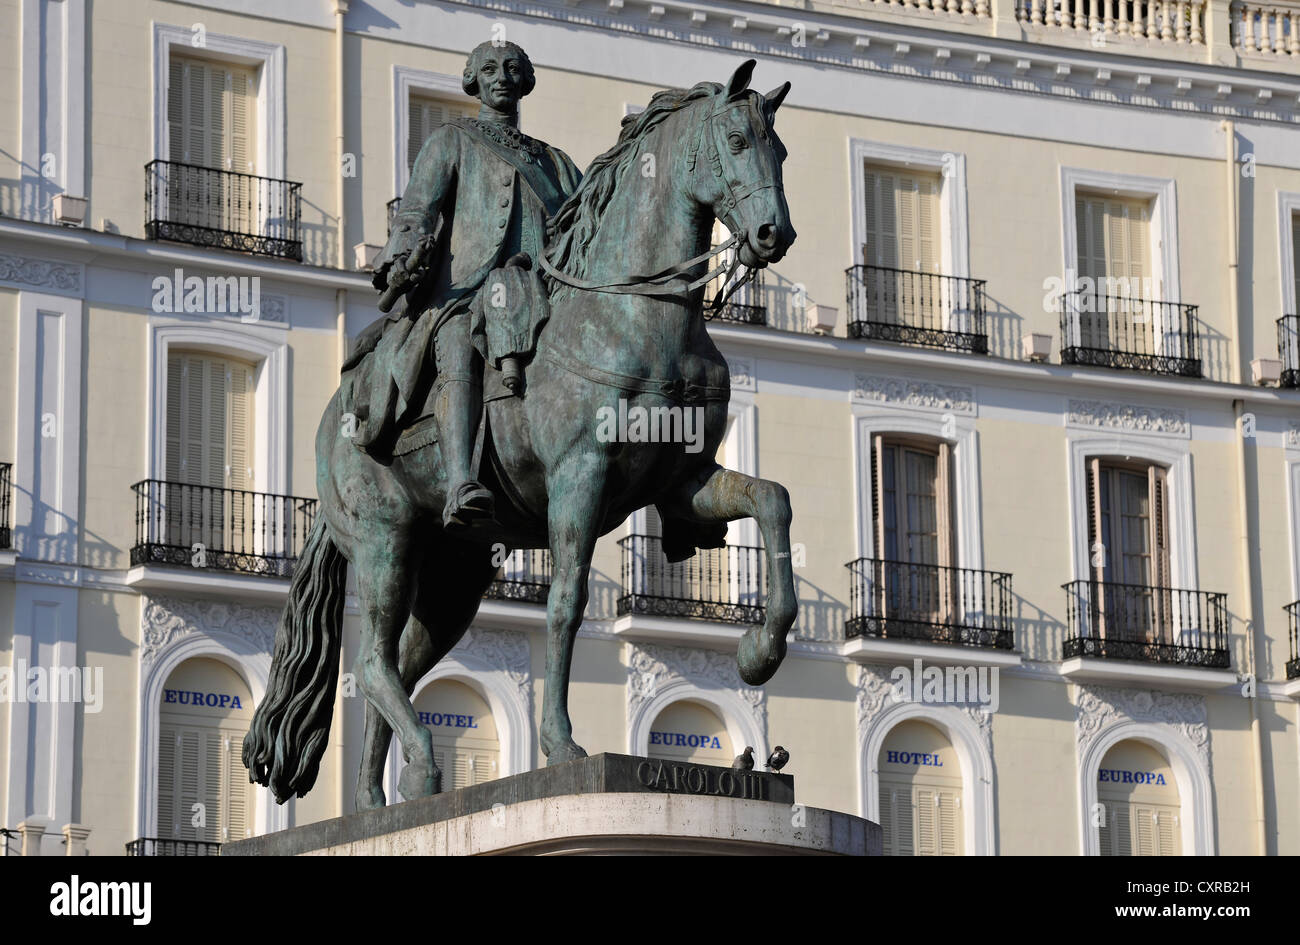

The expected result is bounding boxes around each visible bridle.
[536,91,777,316]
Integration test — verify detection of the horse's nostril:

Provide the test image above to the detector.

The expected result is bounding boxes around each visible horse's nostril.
[756,223,778,249]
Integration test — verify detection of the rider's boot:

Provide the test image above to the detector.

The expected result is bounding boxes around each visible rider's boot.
[436,375,495,530]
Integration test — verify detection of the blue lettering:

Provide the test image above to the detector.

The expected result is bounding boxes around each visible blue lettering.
[1156,774,1166,786]
[178,691,190,705]
[711,737,720,749]
[164,690,177,703]
[205,693,218,707]
[468,715,477,729]
[886,750,898,764]
[674,734,686,747]
[1122,771,1133,783]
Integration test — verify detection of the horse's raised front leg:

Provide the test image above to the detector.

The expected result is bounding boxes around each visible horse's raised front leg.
[660,463,796,685]
[540,454,607,764]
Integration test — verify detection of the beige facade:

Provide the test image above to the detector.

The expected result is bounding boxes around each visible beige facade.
[1,0,1299,856]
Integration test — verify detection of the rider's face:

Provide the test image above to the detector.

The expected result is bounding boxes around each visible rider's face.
[475,50,526,111]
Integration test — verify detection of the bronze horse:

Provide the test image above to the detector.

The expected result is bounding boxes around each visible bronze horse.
[243,60,799,809]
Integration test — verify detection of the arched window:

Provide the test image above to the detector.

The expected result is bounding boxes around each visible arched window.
[157,657,255,846]
[646,700,734,767]
[878,720,964,856]
[1097,740,1181,856]
[411,679,501,790]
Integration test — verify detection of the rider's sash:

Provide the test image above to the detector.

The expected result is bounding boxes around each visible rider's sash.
[454,118,570,219]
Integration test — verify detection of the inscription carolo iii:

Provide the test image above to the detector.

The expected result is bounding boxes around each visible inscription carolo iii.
[636,759,770,800]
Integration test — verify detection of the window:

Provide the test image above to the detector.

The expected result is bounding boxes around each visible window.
[1075,193,1152,295]
[157,658,255,845]
[407,93,475,174]
[861,164,940,273]
[878,721,963,856]
[1292,210,1300,311]
[413,680,500,790]
[167,55,256,172]
[1086,458,1171,640]
[1097,741,1181,856]
[165,351,255,491]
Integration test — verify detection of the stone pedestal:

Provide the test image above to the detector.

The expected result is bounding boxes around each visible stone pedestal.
[224,752,880,856]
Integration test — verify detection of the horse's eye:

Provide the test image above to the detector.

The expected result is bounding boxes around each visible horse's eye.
[728,132,747,152]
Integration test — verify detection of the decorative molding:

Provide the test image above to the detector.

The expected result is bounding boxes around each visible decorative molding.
[0,252,84,295]
[448,626,532,708]
[140,595,277,669]
[392,65,468,197]
[1074,684,1209,771]
[1066,399,1189,437]
[1073,682,1215,855]
[852,374,975,414]
[258,294,286,324]
[625,642,768,759]
[855,663,997,855]
[726,357,756,393]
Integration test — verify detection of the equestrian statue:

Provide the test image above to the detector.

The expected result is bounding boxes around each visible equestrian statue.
[243,40,799,810]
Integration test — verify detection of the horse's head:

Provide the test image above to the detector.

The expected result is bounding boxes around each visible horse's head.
[687,60,797,268]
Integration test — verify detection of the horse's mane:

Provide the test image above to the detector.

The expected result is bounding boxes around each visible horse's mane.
[543,81,723,296]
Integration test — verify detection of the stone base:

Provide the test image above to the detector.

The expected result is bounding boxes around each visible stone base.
[224,753,880,856]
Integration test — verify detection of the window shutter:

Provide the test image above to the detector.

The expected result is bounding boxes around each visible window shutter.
[206,359,228,488]
[208,67,227,172]
[230,71,253,173]
[159,726,179,838]
[408,96,428,174]
[915,787,937,856]
[185,60,209,167]
[1113,800,1133,855]
[166,357,183,482]
[1076,196,1105,283]
[871,435,883,559]
[895,786,914,856]
[898,176,916,272]
[879,783,894,854]
[167,58,185,162]
[1134,804,1157,856]
[1155,808,1178,856]
[937,441,954,570]
[228,363,253,491]
[937,790,959,855]
[472,750,497,785]
[224,732,249,841]
[1098,801,1113,856]
[1149,465,1170,589]
[1087,457,1104,582]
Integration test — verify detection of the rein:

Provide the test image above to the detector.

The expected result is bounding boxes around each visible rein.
[538,91,771,316]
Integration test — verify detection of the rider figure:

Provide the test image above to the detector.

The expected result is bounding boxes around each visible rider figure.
[358,41,582,528]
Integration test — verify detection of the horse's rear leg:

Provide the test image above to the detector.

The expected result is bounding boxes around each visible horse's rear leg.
[352,539,439,802]
[659,464,796,685]
[541,456,608,764]
[355,543,500,810]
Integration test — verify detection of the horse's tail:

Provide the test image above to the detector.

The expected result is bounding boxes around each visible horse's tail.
[243,516,347,803]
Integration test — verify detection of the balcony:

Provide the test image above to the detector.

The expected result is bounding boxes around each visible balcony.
[846,265,989,354]
[1286,601,1300,681]
[614,534,764,646]
[1278,315,1300,387]
[145,160,303,261]
[126,837,221,856]
[130,480,317,586]
[1061,580,1232,688]
[484,548,552,605]
[0,462,10,550]
[844,557,1015,650]
[1059,290,1202,377]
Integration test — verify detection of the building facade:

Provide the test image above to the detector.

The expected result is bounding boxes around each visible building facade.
[2,0,1299,855]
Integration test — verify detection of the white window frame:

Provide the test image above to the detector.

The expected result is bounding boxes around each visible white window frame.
[1065,432,1196,591]
[627,682,766,765]
[393,66,470,198]
[146,322,289,497]
[851,405,983,574]
[1059,167,1180,304]
[1276,190,1300,318]
[152,23,286,179]
[848,139,970,279]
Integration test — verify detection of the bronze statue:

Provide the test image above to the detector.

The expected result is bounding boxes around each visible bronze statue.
[244,49,798,811]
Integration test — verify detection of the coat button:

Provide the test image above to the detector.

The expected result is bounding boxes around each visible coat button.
[498,219,507,228]
[501,176,511,186]
[499,197,509,207]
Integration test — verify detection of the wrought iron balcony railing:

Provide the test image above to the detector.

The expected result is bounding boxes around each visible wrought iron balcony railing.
[484,548,552,604]
[145,160,303,261]
[131,480,317,579]
[1059,290,1202,377]
[845,557,1015,649]
[1062,580,1229,668]
[1278,315,1300,388]
[618,534,765,625]
[1287,601,1300,680]
[387,197,401,237]
[846,264,988,353]
[0,462,11,550]
[126,837,222,856]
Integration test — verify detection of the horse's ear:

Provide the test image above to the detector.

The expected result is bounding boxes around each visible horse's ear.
[764,82,791,115]
[726,59,757,100]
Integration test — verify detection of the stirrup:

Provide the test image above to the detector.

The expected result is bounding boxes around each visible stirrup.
[443,481,495,529]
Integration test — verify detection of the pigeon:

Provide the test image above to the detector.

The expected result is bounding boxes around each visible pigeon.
[767,746,790,773]
[732,746,755,771]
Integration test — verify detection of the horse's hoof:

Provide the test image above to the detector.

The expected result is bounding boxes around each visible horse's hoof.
[398,760,441,801]
[544,741,588,766]
[737,625,788,686]
[355,785,386,812]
